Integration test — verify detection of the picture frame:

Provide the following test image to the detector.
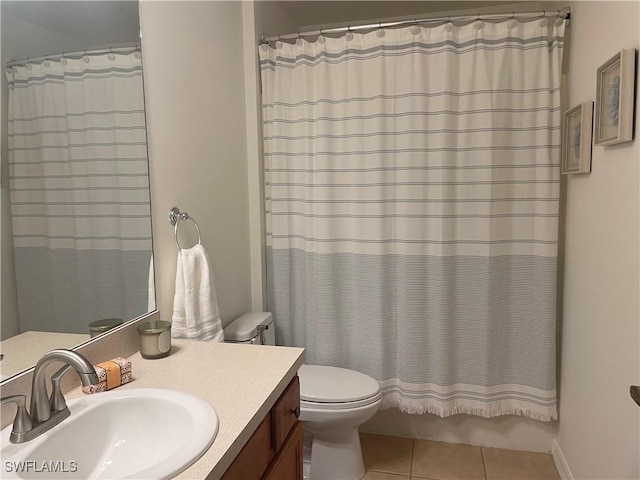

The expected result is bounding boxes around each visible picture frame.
[594,48,637,146]
[562,102,593,175]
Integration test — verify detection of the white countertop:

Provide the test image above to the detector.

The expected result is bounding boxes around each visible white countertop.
[67,339,304,479]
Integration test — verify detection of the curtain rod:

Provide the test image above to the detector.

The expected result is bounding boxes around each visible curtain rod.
[261,8,570,43]
[6,45,141,68]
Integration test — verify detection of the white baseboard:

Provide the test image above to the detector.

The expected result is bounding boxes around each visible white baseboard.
[552,439,574,480]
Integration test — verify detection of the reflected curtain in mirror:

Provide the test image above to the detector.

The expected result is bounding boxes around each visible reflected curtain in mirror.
[6,50,153,335]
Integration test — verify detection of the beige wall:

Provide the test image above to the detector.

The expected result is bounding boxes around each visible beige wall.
[140,0,252,326]
[557,1,640,479]
[244,1,299,311]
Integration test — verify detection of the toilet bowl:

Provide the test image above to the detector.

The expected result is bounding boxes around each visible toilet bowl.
[299,364,382,480]
[224,313,381,480]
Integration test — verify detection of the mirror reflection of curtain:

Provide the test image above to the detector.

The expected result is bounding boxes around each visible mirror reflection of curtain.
[6,50,153,334]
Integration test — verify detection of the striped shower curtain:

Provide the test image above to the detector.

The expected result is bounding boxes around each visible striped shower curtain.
[260,18,564,420]
[6,51,153,334]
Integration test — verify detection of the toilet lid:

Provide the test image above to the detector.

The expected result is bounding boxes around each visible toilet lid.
[298,365,381,403]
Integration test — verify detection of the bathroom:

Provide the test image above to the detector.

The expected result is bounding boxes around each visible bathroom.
[1,1,639,479]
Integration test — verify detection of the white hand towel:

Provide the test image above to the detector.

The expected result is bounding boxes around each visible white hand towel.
[171,244,224,342]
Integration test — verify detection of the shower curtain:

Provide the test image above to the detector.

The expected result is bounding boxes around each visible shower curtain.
[261,18,564,420]
[6,51,153,334]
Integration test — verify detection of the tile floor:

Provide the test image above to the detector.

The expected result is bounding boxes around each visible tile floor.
[360,433,561,480]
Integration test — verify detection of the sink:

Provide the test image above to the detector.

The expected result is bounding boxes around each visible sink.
[1,389,218,479]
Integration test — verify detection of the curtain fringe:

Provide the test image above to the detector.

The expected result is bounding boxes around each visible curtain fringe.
[381,396,558,422]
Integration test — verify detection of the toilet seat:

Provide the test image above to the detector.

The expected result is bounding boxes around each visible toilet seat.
[299,364,381,409]
[301,390,382,410]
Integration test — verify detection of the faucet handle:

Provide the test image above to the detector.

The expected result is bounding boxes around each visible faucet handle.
[1,395,33,435]
[49,364,72,413]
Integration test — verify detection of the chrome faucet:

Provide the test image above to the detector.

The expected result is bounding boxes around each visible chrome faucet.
[1,349,99,443]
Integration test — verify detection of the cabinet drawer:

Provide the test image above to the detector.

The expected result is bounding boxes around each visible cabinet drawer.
[271,376,300,452]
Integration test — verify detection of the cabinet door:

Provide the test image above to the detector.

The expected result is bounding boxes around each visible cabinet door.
[263,422,303,480]
[272,376,300,452]
[220,415,274,480]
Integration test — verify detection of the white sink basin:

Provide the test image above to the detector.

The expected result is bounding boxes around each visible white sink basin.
[1,388,218,479]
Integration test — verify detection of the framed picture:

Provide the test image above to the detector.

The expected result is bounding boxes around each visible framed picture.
[594,48,637,145]
[562,102,593,175]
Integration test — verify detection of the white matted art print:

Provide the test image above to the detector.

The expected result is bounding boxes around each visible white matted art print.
[595,49,637,146]
[562,102,593,175]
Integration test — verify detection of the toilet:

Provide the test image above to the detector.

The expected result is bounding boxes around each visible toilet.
[224,313,382,480]
[223,312,275,345]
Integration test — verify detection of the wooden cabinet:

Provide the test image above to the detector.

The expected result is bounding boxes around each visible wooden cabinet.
[219,376,302,480]
[264,423,303,480]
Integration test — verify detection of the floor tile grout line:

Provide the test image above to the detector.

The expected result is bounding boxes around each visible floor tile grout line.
[480,447,488,480]
[365,433,559,480]
[409,438,415,478]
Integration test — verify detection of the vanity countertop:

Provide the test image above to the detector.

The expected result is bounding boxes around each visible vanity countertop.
[67,339,305,479]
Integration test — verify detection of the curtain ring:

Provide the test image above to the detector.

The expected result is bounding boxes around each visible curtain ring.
[411,20,420,35]
[538,12,549,27]
[473,14,484,29]
[345,25,354,41]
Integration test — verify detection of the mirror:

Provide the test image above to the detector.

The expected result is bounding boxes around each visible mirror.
[1,1,154,381]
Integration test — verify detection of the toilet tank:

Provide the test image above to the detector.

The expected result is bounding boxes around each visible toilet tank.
[223,312,275,345]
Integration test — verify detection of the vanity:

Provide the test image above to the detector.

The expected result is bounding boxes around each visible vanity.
[57,339,306,479]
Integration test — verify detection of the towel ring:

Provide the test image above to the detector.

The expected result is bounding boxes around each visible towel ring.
[169,207,201,251]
